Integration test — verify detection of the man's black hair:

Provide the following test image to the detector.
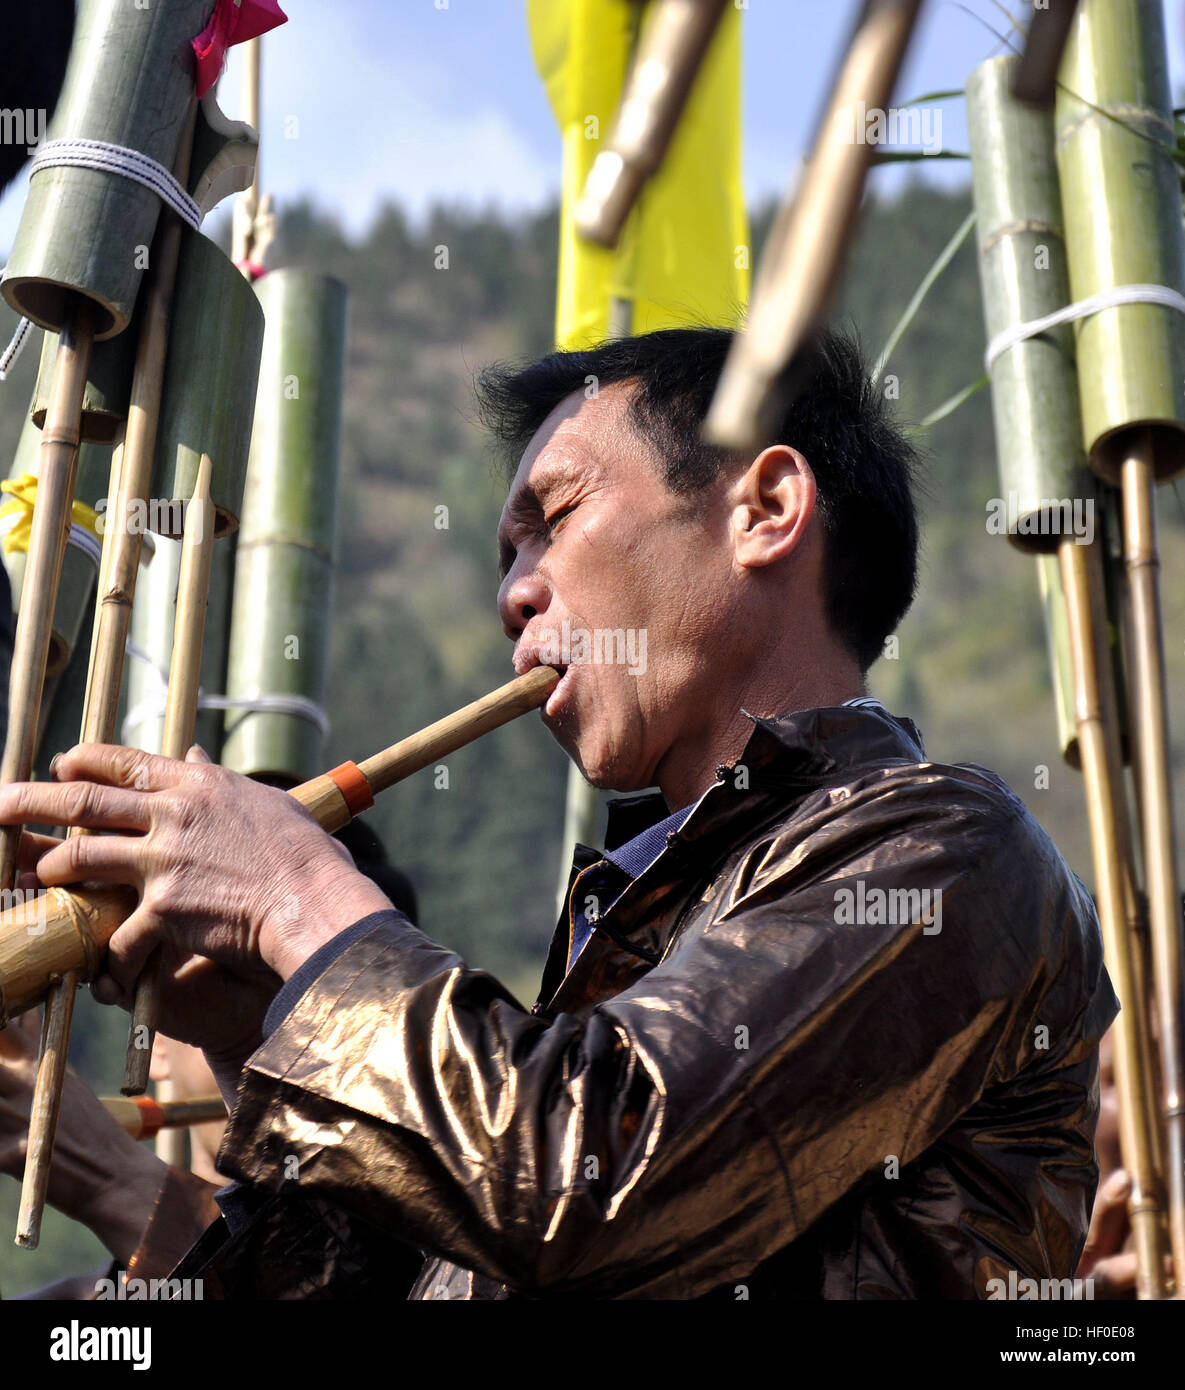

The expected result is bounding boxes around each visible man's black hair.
[475,326,919,673]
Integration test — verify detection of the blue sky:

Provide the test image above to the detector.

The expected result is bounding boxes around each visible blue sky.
[3,0,1185,248]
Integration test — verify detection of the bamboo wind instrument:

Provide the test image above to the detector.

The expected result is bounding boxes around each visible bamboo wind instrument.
[0,666,560,1030]
[703,0,923,451]
[1056,0,1185,1294]
[124,454,216,1095]
[575,0,730,248]
[101,1094,226,1142]
[15,104,201,1251]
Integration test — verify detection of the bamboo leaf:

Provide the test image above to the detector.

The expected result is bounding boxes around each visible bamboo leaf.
[871,210,977,385]
[871,150,971,163]
[912,374,990,434]
[900,88,965,106]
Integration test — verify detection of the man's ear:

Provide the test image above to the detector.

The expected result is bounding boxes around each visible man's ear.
[729,445,817,570]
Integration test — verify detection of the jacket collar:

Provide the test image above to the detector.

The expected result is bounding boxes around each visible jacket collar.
[536,702,927,1015]
[601,701,927,846]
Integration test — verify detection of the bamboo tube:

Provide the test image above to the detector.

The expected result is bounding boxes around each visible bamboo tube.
[124,534,234,761]
[1060,535,1169,1299]
[575,0,730,248]
[0,301,95,893]
[4,418,109,683]
[80,100,197,755]
[221,271,348,783]
[0,0,217,338]
[1012,0,1080,107]
[1057,0,1185,1290]
[15,974,77,1247]
[1055,0,1185,479]
[703,0,923,450]
[32,322,137,445]
[1120,427,1185,1285]
[102,1094,226,1142]
[0,667,560,1025]
[966,55,1094,550]
[125,455,215,1094]
[150,231,264,538]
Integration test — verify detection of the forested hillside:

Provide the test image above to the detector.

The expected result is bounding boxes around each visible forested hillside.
[1,180,1183,1291]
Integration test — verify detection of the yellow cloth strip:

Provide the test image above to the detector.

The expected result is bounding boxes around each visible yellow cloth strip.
[529,0,750,349]
[0,474,102,557]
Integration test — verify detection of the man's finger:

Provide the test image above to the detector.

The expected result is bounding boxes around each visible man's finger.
[100,904,169,999]
[49,742,190,793]
[33,833,147,889]
[1081,1168,1131,1267]
[185,744,212,764]
[16,829,63,871]
[0,778,153,838]
[1089,1251,1138,1301]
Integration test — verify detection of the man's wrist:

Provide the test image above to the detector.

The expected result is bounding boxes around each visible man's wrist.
[261,862,395,981]
[78,1145,169,1266]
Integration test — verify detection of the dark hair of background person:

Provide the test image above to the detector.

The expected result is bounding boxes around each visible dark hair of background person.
[333,816,419,925]
[476,326,920,675]
[1,0,75,192]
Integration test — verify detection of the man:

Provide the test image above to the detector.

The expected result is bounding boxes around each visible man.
[0,326,1118,1299]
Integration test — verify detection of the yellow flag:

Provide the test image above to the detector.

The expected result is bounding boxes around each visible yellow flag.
[528,0,750,350]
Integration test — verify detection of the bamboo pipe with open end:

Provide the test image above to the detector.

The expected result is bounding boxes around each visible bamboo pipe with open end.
[0,665,560,1033]
[1118,427,1185,1290]
[574,0,730,249]
[17,104,202,1247]
[703,0,923,452]
[1060,534,1170,1298]
[124,453,215,1095]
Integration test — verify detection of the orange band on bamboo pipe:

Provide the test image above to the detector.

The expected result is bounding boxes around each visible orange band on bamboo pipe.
[131,1095,165,1140]
[326,762,374,817]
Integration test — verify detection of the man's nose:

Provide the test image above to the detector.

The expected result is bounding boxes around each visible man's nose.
[498,566,551,640]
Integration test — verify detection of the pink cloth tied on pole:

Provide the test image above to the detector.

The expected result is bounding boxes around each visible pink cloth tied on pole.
[192,0,289,99]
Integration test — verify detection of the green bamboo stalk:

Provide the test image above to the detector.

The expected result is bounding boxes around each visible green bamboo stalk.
[0,0,217,339]
[1055,0,1185,479]
[221,271,348,783]
[150,230,264,539]
[967,54,1094,549]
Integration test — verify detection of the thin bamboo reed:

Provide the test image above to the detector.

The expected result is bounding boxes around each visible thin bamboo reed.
[124,455,214,1095]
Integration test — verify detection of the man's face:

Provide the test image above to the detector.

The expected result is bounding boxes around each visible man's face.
[497,382,738,793]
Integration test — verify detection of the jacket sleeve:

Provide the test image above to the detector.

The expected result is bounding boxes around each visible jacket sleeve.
[217,770,1113,1297]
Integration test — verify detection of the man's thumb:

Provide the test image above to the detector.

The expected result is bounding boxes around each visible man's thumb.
[186,744,213,764]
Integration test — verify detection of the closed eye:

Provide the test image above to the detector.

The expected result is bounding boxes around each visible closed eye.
[545,503,578,534]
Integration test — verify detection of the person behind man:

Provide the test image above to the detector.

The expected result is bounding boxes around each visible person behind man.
[1,326,1118,1299]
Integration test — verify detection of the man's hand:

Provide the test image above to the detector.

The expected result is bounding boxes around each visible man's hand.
[1077,1167,1136,1299]
[0,1013,168,1263]
[0,742,394,1005]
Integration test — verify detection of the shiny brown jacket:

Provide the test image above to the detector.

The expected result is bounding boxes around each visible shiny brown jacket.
[181,703,1118,1299]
